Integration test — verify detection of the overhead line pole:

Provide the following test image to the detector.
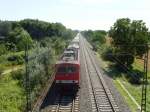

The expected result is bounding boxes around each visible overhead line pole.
[105,44,149,111]
[141,45,148,112]
[25,42,31,112]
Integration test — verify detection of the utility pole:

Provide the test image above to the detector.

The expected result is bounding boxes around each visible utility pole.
[141,45,148,112]
[25,43,31,112]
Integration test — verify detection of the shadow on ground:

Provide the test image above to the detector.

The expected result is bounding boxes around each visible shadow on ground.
[40,83,79,110]
[103,63,144,85]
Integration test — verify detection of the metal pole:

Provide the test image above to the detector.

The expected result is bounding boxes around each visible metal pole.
[141,45,148,112]
[25,43,31,112]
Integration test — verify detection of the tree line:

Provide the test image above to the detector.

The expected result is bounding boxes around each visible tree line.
[0,19,76,55]
[81,30,107,51]
[109,18,150,66]
[82,18,150,67]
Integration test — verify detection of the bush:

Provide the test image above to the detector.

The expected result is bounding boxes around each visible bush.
[16,55,24,64]
[7,54,24,65]
[0,44,7,56]
[101,46,113,61]
[127,72,143,84]
[11,69,25,88]
[11,69,24,80]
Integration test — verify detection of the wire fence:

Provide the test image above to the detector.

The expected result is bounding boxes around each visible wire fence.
[24,43,56,112]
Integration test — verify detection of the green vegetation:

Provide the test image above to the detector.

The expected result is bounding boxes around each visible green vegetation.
[26,46,55,107]
[83,18,150,111]
[0,19,76,111]
[109,18,149,66]
[97,53,150,112]
[113,70,150,112]
[0,19,76,71]
[0,51,24,71]
[81,30,106,51]
[0,21,12,37]
[113,79,141,112]
[0,72,25,112]
[7,27,33,51]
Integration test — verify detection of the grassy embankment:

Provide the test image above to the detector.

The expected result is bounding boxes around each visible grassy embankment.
[0,50,52,111]
[97,53,150,112]
[0,44,68,111]
[0,51,24,74]
[0,52,25,112]
[0,72,25,112]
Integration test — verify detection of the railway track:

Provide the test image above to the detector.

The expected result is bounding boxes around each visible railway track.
[81,37,120,112]
[40,86,79,112]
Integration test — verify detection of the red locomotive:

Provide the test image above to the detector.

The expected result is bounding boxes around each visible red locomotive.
[55,60,80,85]
[55,34,80,86]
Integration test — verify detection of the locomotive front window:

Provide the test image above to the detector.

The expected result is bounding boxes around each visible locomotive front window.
[67,66,76,73]
[57,65,77,74]
[57,67,66,73]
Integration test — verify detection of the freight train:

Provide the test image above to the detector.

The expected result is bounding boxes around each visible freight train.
[55,34,80,86]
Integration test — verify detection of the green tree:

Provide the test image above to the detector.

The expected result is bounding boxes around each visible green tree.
[82,30,106,50]
[0,21,12,37]
[93,30,106,44]
[82,30,93,42]
[7,27,33,51]
[0,43,7,55]
[20,19,75,40]
[52,38,66,55]
[109,18,149,66]
[130,20,149,56]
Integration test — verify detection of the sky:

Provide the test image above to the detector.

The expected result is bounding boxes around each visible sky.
[0,0,150,31]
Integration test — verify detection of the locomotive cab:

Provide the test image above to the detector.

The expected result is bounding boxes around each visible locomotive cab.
[55,61,80,85]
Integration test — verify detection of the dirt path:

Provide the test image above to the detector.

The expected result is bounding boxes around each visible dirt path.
[1,66,23,76]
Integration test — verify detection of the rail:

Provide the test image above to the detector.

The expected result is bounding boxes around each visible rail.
[82,37,119,112]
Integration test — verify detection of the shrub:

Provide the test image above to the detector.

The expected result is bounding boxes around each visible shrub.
[0,66,5,75]
[11,69,24,80]
[127,72,143,84]
[7,54,24,65]
[101,46,113,61]
[11,69,25,88]
[0,44,7,56]
[16,55,24,64]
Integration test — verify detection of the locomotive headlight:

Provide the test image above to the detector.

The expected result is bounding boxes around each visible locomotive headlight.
[75,80,78,83]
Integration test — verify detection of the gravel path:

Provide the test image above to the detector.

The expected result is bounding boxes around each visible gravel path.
[79,44,92,112]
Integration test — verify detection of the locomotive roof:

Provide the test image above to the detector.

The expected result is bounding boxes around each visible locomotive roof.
[56,60,79,65]
[64,50,74,53]
[68,44,79,49]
